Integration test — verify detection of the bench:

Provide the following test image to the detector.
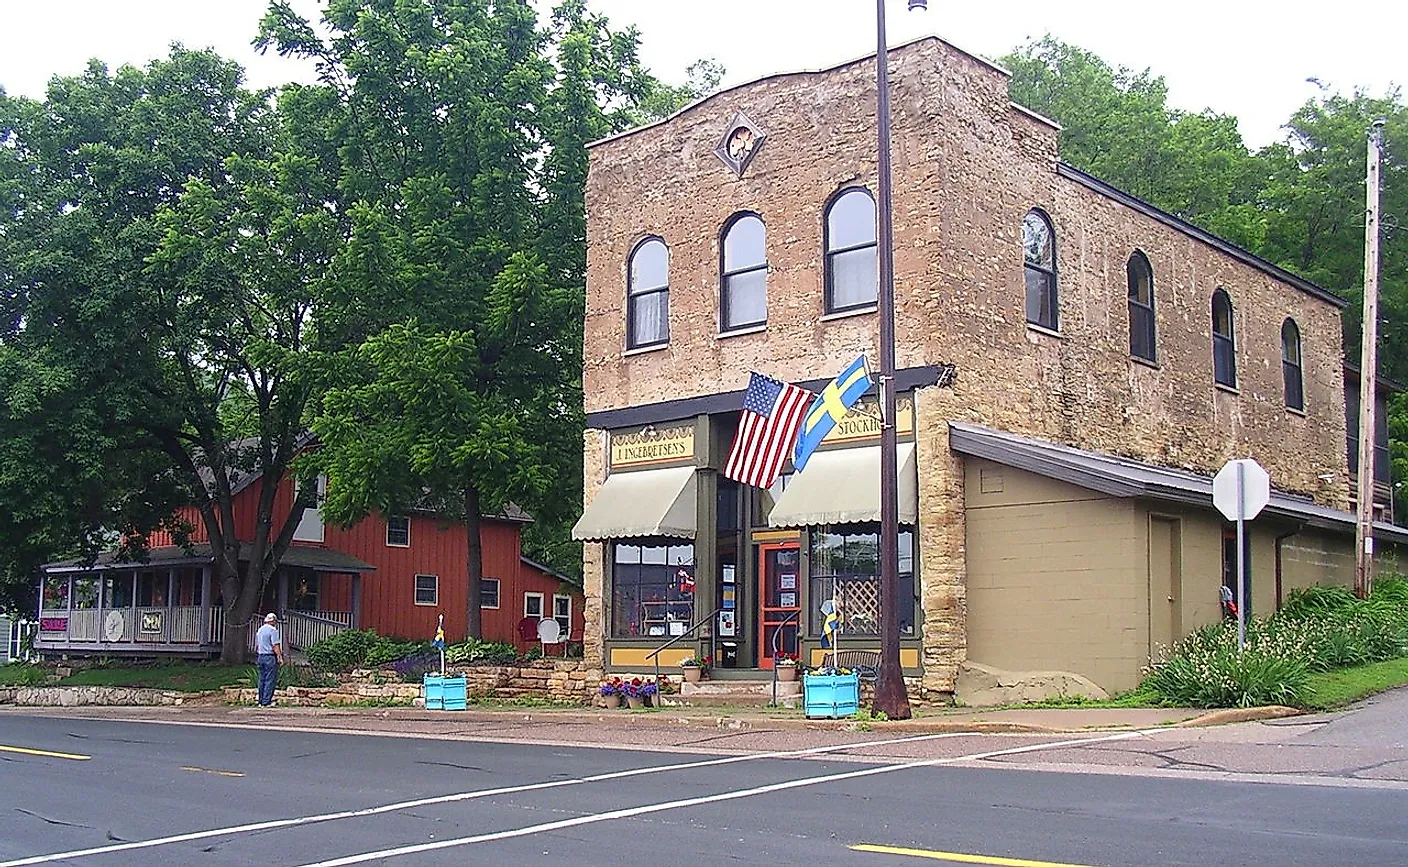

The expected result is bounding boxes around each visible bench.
[825,650,881,682]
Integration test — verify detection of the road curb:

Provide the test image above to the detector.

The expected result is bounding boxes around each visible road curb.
[1175,706,1303,727]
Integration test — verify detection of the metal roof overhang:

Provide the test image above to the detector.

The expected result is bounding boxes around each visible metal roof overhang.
[949,422,1408,545]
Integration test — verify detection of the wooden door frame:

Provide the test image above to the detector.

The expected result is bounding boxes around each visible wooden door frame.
[756,541,801,669]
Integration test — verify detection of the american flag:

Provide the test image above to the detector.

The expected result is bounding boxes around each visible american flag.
[722,372,813,489]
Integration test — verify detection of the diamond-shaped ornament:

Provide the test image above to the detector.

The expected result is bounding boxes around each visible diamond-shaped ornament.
[715,112,766,178]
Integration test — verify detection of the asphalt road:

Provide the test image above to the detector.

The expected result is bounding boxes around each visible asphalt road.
[1,709,1406,866]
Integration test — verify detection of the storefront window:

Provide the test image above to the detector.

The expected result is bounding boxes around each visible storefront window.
[612,542,695,638]
[808,526,915,636]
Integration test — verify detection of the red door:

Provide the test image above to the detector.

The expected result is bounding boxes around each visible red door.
[758,543,801,669]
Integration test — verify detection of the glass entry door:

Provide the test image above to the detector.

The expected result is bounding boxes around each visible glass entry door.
[757,542,801,669]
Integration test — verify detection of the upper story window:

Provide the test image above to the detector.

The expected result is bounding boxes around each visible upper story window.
[627,237,669,349]
[1212,288,1237,388]
[386,515,410,547]
[824,188,878,313]
[1022,209,1058,331]
[1127,251,1156,362]
[721,213,767,332]
[1282,318,1304,411]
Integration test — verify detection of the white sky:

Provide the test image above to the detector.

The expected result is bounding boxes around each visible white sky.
[0,1,1402,148]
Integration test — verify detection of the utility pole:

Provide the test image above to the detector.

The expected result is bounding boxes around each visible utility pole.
[871,0,925,721]
[1355,118,1386,599]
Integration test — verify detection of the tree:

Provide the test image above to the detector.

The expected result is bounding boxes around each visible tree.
[257,0,666,637]
[0,49,342,659]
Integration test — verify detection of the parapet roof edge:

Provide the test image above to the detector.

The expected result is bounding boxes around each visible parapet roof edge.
[1009,101,1061,131]
[587,32,1010,150]
[1056,163,1348,310]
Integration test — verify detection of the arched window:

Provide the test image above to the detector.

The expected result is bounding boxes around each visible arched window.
[627,237,669,349]
[1212,288,1236,388]
[720,213,767,331]
[1282,318,1304,411]
[1023,209,1058,330]
[824,188,877,313]
[1127,251,1156,361]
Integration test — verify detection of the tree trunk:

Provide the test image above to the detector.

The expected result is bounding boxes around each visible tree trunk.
[218,560,259,664]
[464,486,482,640]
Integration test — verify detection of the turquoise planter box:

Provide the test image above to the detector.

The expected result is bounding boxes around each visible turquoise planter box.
[423,674,467,711]
[803,672,860,719]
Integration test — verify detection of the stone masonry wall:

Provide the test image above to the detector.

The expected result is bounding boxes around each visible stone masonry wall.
[581,37,1351,695]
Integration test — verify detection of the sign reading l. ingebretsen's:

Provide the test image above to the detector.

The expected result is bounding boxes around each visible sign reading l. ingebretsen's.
[610,424,696,468]
[822,395,915,444]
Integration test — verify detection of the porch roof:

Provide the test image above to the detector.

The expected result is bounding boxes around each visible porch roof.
[948,422,1408,545]
[42,543,376,574]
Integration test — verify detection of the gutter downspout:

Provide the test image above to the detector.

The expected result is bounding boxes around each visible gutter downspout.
[1274,524,1306,610]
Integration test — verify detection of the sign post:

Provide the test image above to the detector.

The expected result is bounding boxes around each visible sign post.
[1213,459,1271,649]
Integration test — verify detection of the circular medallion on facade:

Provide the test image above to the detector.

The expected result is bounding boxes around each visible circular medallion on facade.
[726,126,756,162]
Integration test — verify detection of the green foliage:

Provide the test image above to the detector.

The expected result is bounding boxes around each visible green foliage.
[1303,658,1408,710]
[444,637,519,665]
[305,629,381,671]
[0,664,47,686]
[56,663,252,692]
[364,638,434,668]
[1144,580,1408,707]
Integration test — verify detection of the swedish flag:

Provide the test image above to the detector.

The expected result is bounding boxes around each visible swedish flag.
[432,614,445,650]
[794,355,873,472]
[820,599,839,649]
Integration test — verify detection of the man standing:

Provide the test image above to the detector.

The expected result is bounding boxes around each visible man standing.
[255,612,284,707]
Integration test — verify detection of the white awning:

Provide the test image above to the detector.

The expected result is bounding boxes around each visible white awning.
[571,465,698,541]
[768,443,918,528]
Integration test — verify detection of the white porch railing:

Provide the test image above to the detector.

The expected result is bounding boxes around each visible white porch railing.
[282,610,352,650]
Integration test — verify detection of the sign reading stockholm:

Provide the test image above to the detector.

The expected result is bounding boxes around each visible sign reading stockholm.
[1213,458,1271,522]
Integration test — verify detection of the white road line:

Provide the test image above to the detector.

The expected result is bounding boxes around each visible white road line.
[0,729,1008,867]
[298,730,1156,867]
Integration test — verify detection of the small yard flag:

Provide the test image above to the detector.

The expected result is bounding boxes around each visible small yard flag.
[432,614,445,650]
[820,599,839,649]
[723,372,813,489]
[794,355,873,473]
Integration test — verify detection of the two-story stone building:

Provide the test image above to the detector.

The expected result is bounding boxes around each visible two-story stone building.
[571,36,1406,698]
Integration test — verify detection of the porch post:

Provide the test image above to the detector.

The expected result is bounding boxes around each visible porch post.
[95,570,104,644]
[277,569,288,618]
[166,568,176,644]
[200,565,212,644]
[130,569,139,643]
[351,573,363,629]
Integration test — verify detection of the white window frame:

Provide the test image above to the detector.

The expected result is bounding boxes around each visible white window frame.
[480,578,501,610]
[413,574,438,607]
[524,591,544,619]
[385,515,411,547]
[553,594,572,635]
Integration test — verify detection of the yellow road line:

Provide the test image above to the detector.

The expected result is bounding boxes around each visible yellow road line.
[0,744,91,761]
[180,766,245,778]
[850,844,1099,867]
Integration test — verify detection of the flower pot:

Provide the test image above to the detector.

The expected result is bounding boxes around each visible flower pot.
[777,665,797,682]
[626,695,645,709]
[602,693,621,709]
[682,666,702,683]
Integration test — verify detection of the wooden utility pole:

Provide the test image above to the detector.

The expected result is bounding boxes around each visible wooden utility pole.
[1355,118,1386,599]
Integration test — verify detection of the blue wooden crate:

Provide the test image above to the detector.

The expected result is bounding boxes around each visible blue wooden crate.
[424,674,468,711]
[441,676,467,711]
[423,674,444,710]
[803,672,860,719]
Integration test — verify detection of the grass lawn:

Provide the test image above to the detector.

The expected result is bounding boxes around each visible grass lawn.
[56,664,254,692]
[1302,657,1408,711]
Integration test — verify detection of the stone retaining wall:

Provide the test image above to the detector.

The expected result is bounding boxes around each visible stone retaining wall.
[0,686,200,707]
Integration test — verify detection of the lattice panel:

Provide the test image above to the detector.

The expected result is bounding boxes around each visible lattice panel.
[839,578,881,633]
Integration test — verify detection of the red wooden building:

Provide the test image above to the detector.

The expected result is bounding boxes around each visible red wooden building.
[35,466,584,657]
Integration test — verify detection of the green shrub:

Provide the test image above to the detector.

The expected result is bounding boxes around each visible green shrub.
[444,637,518,665]
[1280,585,1357,618]
[0,664,47,686]
[305,629,380,671]
[365,638,432,668]
[1372,575,1408,605]
[1143,622,1310,708]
